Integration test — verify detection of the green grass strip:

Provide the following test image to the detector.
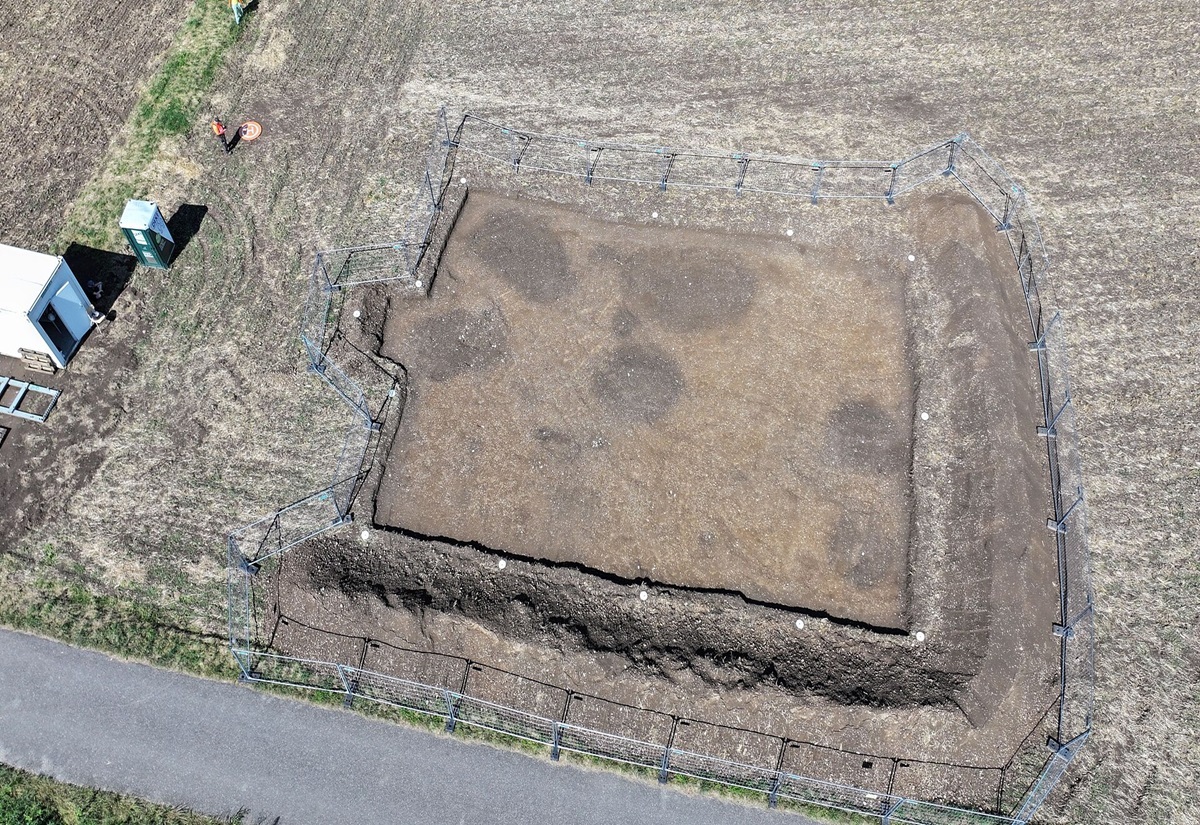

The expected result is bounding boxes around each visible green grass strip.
[60,0,249,250]
[0,572,235,680]
[0,763,238,825]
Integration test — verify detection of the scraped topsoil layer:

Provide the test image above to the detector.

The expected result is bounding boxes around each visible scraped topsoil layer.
[269,183,1056,769]
[375,189,914,628]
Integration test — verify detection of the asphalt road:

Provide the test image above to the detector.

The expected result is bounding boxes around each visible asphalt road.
[0,629,815,825]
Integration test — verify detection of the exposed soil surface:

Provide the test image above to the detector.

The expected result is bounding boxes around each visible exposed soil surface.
[376,190,913,627]
[268,180,1058,783]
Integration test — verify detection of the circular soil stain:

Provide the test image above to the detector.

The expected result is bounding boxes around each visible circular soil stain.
[409,307,508,382]
[590,343,684,424]
[824,401,908,474]
[622,248,756,331]
[471,209,575,303]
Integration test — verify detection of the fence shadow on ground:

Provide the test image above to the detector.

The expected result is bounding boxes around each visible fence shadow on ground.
[225,110,1094,825]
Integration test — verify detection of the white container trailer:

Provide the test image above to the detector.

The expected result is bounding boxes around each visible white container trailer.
[0,243,97,369]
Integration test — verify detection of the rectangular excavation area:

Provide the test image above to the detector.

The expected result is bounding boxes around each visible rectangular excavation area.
[376,190,914,628]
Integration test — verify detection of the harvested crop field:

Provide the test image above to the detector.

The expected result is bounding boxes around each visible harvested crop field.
[0,0,188,247]
[2,1,1197,824]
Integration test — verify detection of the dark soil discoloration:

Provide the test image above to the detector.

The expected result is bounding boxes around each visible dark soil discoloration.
[469,208,575,303]
[610,307,639,337]
[589,343,685,425]
[831,508,896,589]
[825,400,911,476]
[406,307,508,382]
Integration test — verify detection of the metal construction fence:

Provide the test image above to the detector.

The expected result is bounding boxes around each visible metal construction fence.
[226,112,1094,825]
[226,644,1042,825]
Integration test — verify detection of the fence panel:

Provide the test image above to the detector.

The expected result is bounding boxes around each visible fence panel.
[228,488,346,566]
[667,152,743,190]
[229,115,1097,825]
[815,162,895,199]
[453,694,557,746]
[892,140,955,196]
[557,724,667,772]
[773,771,893,817]
[951,140,1017,225]
[667,747,778,794]
[342,666,453,718]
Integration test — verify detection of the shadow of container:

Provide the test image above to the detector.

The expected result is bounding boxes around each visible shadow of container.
[61,243,136,316]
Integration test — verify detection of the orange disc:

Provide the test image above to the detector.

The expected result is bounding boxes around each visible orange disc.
[239,120,263,141]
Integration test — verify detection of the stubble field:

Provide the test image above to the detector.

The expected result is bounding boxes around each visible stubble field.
[1,1,1196,823]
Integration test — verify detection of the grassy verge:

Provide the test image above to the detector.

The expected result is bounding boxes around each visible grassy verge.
[59,0,250,250]
[0,559,234,679]
[0,764,238,825]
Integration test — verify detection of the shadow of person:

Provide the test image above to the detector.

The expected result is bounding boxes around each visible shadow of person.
[227,129,242,153]
[166,203,208,263]
[61,243,137,316]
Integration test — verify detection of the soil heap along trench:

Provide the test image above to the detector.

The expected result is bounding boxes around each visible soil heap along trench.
[374,190,914,630]
[277,185,1056,761]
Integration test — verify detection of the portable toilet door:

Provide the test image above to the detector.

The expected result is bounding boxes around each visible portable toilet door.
[119,199,175,269]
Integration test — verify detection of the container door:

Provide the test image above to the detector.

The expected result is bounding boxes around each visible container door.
[50,283,92,340]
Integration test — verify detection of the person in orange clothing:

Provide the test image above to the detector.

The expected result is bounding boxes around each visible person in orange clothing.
[211,117,231,153]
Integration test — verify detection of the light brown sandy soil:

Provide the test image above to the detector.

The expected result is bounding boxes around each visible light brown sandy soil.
[376,189,914,627]
[5,0,1196,821]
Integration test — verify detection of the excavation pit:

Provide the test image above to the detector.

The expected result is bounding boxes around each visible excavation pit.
[375,190,915,628]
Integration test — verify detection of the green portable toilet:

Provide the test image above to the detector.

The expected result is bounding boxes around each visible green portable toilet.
[119,200,175,269]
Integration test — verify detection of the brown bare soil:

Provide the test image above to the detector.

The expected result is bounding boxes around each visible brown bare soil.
[261,179,1057,802]
[376,189,914,627]
[3,0,1197,822]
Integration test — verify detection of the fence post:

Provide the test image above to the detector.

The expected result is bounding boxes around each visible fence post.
[425,170,438,210]
[336,664,355,708]
[584,146,601,185]
[767,739,788,808]
[1046,487,1084,534]
[882,798,904,825]
[1037,391,1072,439]
[551,722,562,761]
[734,155,750,194]
[506,130,531,172]
[659,152,676,191]
[886,162,899,204]
[999,185,1022,231]
[945,136,963,176]
[810,163,825,204]
[659,717,679,783]
[443,689,458,732]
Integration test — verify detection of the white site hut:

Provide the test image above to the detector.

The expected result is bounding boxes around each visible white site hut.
[0,243,97,370]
